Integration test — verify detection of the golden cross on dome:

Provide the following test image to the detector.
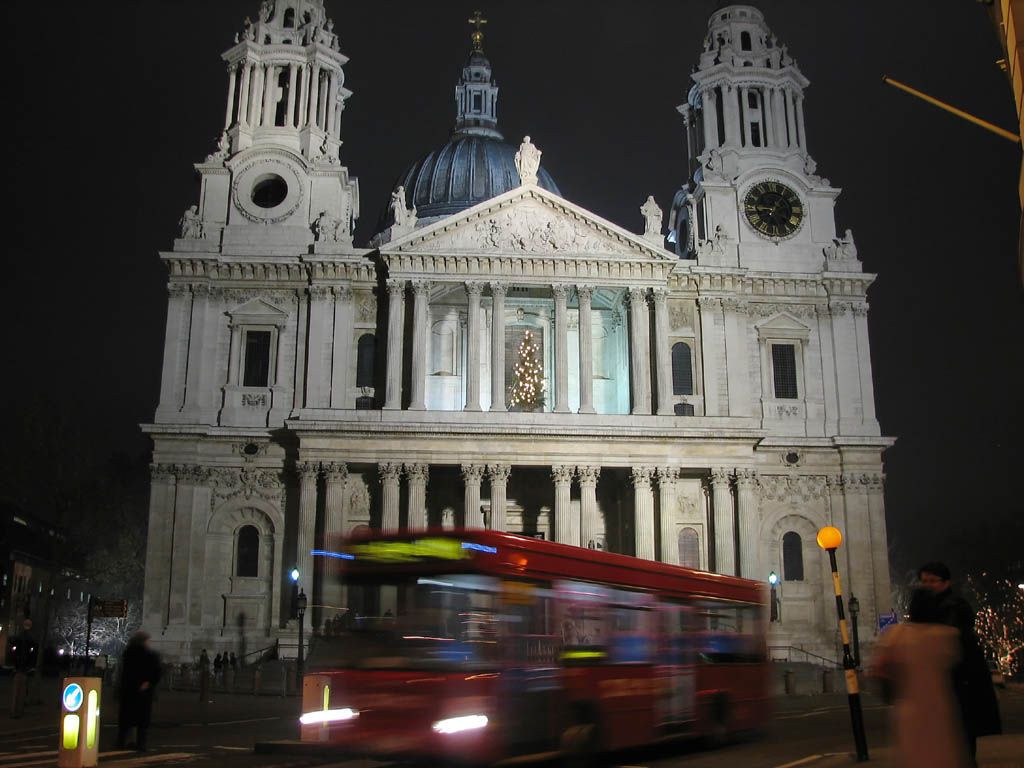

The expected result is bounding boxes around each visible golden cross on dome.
[468,10,487,52]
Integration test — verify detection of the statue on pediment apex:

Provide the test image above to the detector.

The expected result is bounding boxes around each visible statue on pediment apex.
[515,136,541,185]
[641,195,663,239]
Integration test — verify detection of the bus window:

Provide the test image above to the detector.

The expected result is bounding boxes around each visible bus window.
[500,580,560,665]
[691,601,764,663]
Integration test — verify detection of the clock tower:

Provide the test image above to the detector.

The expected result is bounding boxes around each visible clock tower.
[669,5,858,276]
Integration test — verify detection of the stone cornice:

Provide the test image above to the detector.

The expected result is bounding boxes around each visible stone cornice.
[160,254,376,284]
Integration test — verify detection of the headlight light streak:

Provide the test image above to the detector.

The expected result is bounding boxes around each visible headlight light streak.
[432,714,489,734]
[299,707,358,725]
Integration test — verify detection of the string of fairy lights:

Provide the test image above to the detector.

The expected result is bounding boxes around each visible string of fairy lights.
[508,329,545,411]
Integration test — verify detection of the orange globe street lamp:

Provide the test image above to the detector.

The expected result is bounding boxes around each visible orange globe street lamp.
[817,526,869,762]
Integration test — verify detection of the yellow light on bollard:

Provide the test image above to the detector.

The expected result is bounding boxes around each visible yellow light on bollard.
[816,525,842,550]
[59,677,101,768]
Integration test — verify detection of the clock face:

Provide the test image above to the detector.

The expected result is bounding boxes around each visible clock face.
[743,181,803,238]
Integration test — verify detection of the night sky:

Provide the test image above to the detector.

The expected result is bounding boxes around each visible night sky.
[8,2,1023,581]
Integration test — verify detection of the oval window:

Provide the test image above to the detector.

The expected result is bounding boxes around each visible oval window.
[251,175,288,208]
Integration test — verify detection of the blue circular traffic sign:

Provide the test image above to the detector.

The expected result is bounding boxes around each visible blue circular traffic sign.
[63,682,84,712]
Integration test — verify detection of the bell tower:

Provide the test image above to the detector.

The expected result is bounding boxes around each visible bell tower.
[669,5,857,276]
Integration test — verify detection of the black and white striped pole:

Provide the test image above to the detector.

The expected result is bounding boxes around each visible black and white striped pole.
[817,525,869,762]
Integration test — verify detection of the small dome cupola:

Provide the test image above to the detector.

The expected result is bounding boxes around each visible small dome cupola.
[453,11,503,140]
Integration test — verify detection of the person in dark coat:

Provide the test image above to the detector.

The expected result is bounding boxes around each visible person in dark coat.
[116,631,161,751]
[919,561,1002,764]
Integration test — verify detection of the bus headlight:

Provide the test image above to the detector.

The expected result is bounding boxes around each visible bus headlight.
[432,714,488,734]
[299,707,358,725]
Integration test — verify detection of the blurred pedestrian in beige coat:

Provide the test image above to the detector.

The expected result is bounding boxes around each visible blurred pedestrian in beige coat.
[871,588,970,768]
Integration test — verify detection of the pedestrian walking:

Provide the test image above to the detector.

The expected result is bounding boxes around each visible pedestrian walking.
[116,631,161,751]
[918,561,1002,764]
[229,651,237,670]
[198,648,211,703]
[213,652,223,687]
[870,588,970,768]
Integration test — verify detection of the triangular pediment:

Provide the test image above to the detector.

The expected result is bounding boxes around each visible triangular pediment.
[754,311,811,339]
[228,298,288,325]
[382,184,675,263]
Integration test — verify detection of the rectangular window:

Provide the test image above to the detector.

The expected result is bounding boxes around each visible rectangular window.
[771,344,798,399]
[243,330,272,387]
[472,93,482,112]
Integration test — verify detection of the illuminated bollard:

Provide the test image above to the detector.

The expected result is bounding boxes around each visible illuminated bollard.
[58,677,101,767]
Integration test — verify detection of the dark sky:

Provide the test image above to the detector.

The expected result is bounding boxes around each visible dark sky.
[8,1,1023,580]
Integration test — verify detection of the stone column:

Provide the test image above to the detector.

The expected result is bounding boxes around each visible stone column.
[577,285,595,414]
[577,466,601,549]
[224,64,238,128]
[722,298,750,416]
[309,62,321,129]
[306,285,333,408]
[261,63,276,127]
[632,467,656,560]
[142,465,177,628]
[298,63,310,128]
[704,87,720,148]
[326,69,338,134]
[409,280,430,411]
[552,284,570,412]
[330,286,354,408]
[795,94,807,149]
[657,467,679,564]
[167,466,201,625]
[465,282,484,411]
[761,87,776,147]
[249,63,264,127]
[842,472,876,625]
[867,473,893,617]
[711,468,736,575]
[735,469,760,580]
[156,284,193,419]
[285,63,298,127]
[383,279,405,410]
[739,86,750,147]
[487,464,510,531]
[551,465,575,545]
[489,283,507,411]
[238,62,252,127]
[853,303,878,428]
[627,288,652,415]
[406,463,428,530]
[296,460,319,633]
[318,70,330,129]
[785,89,798,149]
[773,89,787,147]
[462,464,485,527]
[323,462,348,618]
[697,297,725,416]
[378,463,402,531]
[652,288,673,415]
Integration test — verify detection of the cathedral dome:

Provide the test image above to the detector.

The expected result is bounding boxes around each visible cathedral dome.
[394,136,561,223]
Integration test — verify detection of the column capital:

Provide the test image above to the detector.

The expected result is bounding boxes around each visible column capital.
[378,462,402,483]
[735,468,759,488]
[576,284,594,301]
[386,278,406,296]
[627,286,649,304]
[411,279,431,297]
[630,466,654,487]
[710,467,732,488]
[651,287,669,306]
[323,462,348,484]
[656,466,680,483]
[487,463,511,482]
[405,462,429,484]
[490,281,508,298]
[576,465,601,486]
[460,463,485,483]
[697,295,722,310]
[465,281,485,298]
[150,463,179,483]
[296,460,320,483]
[551,283,569,300]
[309,285,333,301]
[334,284,353,302]
[551,465,574,485]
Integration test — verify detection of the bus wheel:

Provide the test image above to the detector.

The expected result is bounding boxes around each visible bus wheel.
[560,720,600,767]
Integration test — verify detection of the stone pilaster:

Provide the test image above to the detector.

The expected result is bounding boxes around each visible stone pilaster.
[465,282,484,411]
[577,285,595,414]
[143,464,177,629]
[384,279,405,410]
[867,473,892,619]
[552,284,570,413]
[489,283,507,412]
[656,467,679,564]
[330,286,354,408]
[324,463,348,538]
[735,469,760,579]
[462,464,485,527]
[156,284,192,419]
[551,465,575,545]
[652,288,673,415]
[698,297,726,416]
[632,466,656,560]
[487,464,511,531]
[406,463,429,530]
[409,280,430,411]
[306,285,334,408]
[627,288,652,414]
[378,463,402,530]
[577,465,601,549]
[296,460,319,633]
[711,468,736,575]
[841,472,876,626]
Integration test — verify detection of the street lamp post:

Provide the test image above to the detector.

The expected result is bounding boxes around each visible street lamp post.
[769,571,779,622]
[297,588,307,678]
[848,594,861,668]
[817,526,869,762]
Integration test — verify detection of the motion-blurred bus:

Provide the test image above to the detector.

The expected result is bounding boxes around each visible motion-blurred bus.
[300,529,769,764]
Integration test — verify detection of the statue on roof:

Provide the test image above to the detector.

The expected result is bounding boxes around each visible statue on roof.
[515,136,541,185]
[641,196,663,240]
[179,205,204,239]
[391,186,417,229]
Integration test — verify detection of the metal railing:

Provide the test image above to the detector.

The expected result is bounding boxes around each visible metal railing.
[768,645,840,668]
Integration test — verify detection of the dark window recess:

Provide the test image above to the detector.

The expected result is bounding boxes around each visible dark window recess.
[679,527,700,569]
[747,92,758,108]
[750,123,761,147]
[741,31,752,51]
[473,93,482,112]
[782,531,804,581]
[356,334,376,388]
[674,403,695,416]
[283,7,295,27]
[252,176,288,208]
[243,331,272,387]
[671,342,694,395]
[237,525,260,577]
[355,395,375,409]
[772,344,798,399]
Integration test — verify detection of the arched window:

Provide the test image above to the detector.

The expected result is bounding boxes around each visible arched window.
[678,527,700,569]
[741,31,752,50]
[356,333,375,387]
[782,531,804,581]
[283,7,295,27]
[236,525,260,577]
[672,342,693,395]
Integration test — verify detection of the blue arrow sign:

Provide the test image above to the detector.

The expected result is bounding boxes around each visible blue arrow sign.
[63,682,84,712]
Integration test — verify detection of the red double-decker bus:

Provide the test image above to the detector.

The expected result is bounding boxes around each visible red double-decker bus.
[300,529,769,764]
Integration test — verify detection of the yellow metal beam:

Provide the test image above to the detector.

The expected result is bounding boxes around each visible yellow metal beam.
[883,76,1020,143]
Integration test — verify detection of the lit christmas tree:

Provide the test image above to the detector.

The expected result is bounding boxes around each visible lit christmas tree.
[508,329,545,411]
